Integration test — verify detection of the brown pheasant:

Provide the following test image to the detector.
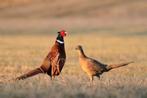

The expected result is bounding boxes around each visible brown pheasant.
[16,30,67,80]
[75,45,133,81]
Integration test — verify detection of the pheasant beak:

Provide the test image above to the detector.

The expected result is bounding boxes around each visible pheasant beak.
[75,47,78,50]
[75,45,82,50]
[75,46,79,50]
[64,32,67,36]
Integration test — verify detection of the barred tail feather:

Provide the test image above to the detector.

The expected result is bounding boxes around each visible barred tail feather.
[16,67,45,80]
[106,61,134,71]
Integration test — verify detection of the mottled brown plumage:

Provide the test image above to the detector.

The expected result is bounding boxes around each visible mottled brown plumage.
[16,30,67,80]
[76,45,133,81]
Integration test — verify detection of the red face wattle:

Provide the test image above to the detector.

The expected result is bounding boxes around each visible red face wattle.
[60,31,67,37]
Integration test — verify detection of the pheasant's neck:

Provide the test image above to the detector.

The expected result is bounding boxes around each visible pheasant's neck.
[56,34,64,44]
[53,34,65,53]
[78,49,87,58]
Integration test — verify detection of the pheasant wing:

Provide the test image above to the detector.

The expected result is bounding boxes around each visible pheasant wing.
[51,52,66,76]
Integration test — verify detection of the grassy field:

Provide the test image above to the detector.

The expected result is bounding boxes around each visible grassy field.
[0,33,147,98]
[0,0,147,98]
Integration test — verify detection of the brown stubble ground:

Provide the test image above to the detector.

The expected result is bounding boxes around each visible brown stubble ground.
[0,32,147,98]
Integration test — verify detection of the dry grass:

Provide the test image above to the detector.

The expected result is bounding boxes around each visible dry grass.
[0,34,147,98]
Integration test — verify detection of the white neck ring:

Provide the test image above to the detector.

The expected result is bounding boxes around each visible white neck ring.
[56,40,64,44]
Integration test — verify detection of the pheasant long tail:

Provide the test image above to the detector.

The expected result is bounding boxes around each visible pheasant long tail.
[106,61,134,71]
[16,67,45,80]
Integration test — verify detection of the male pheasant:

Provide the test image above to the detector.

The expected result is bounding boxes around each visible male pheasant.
[75,45,133,81]
[16,30,67,80]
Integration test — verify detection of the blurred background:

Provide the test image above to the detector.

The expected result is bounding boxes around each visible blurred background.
[0,0,147,36]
